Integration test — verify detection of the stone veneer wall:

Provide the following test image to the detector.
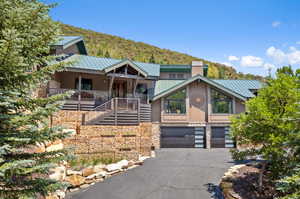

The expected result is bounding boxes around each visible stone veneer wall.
[52,110,154,160]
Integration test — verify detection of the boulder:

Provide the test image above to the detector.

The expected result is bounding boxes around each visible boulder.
[45,195,59,199]
[49,166,66,181]
[139,156,150,161]
[82,166,95,177]
[93,164,106,173]
[46,140,63,152]
[55,190,65,199]
[117,160,129,169]
[67,170,82,176]
[65,175,85,187]
[95,171,107,178]
[105,163,122,172]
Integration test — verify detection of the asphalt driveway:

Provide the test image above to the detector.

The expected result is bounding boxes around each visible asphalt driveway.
[67,148,233,199]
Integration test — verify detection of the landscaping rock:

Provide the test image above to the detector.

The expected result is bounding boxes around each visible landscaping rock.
[105,163,122,172]
[65,175,85,187]
[134,160,143,166]
[67,169,82,176]
[49,166,66,181]
[45,195,59,199]
[55,190,65,199]
[69,188,79,192]
[46,140,63,152]
[93,164,106,173]
[117,160,129,169]
[95,171,107,178]
[139,156,150,161]
[80,184,90,189]
[82,166,95,177]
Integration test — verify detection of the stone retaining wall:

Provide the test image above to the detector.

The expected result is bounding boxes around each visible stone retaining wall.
[52,110,153,160]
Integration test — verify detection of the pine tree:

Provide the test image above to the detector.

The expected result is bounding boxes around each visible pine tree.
[104,50,111,58]
[0,0,71,198]
[149,54,156,63]
[96,48,103,57]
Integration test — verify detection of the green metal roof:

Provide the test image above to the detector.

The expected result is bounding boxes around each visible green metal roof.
[152,75,262,101]
[52,36,83,48]
[154,80,185,96]
[212,80,262,98]
[65,54,160,77]
[160,65,191,72]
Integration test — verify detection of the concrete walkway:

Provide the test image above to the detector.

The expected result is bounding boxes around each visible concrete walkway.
[67,148,233,199]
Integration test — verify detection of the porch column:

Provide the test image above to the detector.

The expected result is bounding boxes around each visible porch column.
[108,76,115,99]
[78,75,82,110]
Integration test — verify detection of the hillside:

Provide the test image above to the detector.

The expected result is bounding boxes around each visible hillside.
[61,23,264,81]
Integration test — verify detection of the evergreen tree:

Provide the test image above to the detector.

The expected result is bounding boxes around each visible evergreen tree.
[0,0,70,198]
[149,54,156,63]
[104,50,110,58]
[96,47,103,57]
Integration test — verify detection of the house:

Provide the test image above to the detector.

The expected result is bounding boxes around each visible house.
[48,36,262,149]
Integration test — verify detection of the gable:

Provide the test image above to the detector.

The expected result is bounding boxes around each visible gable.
[103,59,148,77]
[152,75,249,101]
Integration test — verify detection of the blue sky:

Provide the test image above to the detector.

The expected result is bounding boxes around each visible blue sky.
[45,0,300,76]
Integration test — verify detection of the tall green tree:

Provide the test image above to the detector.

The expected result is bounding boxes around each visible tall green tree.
[230,67,300,197]
[0,0,70,198]
[149,54,156,63]
[104,50,110,58]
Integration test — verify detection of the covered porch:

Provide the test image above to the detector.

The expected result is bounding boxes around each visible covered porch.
[47,62,153,110]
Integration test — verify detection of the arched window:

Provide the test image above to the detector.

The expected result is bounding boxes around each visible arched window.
[211,89,233,114]
[164,89,186,114]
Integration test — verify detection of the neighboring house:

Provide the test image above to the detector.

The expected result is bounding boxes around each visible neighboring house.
[47,36,262,149]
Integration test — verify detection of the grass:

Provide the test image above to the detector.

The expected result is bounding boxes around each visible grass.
[69,155,122,171]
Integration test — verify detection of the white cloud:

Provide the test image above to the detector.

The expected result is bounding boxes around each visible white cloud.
[266,46,286,63]
[266,46,300,65]
[221,62,234,67]
[228,55,239,61]
[272,21,281,28]
[240,56,264,67]
[263,63,275,70]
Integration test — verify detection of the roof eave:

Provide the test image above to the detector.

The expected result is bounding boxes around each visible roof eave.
[151,75,247,101]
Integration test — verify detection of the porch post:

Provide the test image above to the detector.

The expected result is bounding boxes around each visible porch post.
[78,75,82,110]
[108,76,115,100]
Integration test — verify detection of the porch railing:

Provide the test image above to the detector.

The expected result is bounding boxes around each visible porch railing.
[48,88,109,103]
[82,98,140,125]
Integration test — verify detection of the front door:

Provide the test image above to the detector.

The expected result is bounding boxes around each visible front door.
[112,81,127,98]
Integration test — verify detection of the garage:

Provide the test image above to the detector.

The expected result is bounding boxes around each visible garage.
[160,127,205,148]
[211,127,235,148]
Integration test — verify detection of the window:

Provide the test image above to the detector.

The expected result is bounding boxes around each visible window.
[136,83,147,94]
[75,78,93,90]
[211,89,233,114]
[177,74,184,79]
[169,73,177,79]
[164,89,186,114]
[168,73,185,79]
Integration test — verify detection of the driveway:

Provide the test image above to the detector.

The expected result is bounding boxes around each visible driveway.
[67,148,233,199]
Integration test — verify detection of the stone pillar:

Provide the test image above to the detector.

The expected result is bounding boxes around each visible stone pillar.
[206,124,211,149]
[151,122,161,149]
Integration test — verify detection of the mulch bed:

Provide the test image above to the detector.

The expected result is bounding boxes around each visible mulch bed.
[221,164,278,199]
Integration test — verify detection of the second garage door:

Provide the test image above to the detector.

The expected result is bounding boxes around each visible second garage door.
[161,127,195,148]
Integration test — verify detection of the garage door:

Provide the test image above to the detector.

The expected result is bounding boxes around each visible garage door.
[211,127,235,148]
[211,127,225,148]
[161,127,195,148]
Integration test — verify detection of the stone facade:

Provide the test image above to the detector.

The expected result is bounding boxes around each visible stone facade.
[53,110,153,160]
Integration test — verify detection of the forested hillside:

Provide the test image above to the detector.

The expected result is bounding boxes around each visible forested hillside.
[61,23,264,80]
